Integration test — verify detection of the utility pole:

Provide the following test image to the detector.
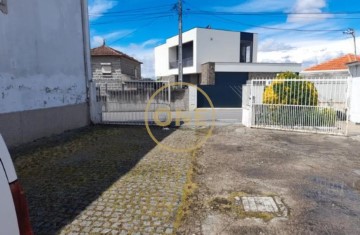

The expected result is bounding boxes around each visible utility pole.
[178,0,183,87]
[344,28,357,56]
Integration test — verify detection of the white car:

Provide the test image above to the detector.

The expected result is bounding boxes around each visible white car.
[0,134,33,235]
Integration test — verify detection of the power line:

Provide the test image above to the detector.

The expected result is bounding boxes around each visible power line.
[106,16,164,45]
[89,3,175,16]
[207,15,344,32]
[183,3,347,32]
[186,11,360,20]
[186,9,360,16]
[91,14,175,25]
[89,3,356,34]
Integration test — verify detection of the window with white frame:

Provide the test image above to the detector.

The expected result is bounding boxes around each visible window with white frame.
[101,63,112,75]
[0,0,7,14]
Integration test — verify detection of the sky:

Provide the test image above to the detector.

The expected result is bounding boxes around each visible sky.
[88,0,360,78]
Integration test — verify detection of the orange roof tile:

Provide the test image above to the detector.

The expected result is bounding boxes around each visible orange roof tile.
[91,45,142,64]
[304,54,360,71]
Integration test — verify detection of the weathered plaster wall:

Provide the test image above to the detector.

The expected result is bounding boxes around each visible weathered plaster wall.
[0,0,87,114]
[0,0,90,146]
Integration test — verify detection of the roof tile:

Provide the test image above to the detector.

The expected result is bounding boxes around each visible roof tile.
[91,45,142,64]
[304,54,360,71]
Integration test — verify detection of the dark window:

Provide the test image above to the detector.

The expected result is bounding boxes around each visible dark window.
[240,32,254,63]
[240,40,253,63]
[169,41,194,69]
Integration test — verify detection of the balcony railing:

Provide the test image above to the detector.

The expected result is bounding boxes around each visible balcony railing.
[169,57,193,69]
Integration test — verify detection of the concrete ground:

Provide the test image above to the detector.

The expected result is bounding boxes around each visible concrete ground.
[178,125,360,235]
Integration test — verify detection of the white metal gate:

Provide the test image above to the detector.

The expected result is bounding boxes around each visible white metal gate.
[249,77,350,135]
[94,79,170,125]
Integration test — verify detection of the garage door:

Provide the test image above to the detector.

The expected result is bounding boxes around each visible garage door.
[197,72,248,108]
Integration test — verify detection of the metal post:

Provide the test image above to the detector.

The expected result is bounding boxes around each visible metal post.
[353,34,357,56]
[344,28,357,56]
[178,0,183,87]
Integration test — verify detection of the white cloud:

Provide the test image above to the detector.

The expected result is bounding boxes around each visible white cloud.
[215,0,293,12]
[291,0,326,13]
[287,0,333,23]
[88,0,117,21]
[259,39,294,52]
[215,0,333,24]
[258,36,359,69]
[243,0,352,70]
[114,39,163,78]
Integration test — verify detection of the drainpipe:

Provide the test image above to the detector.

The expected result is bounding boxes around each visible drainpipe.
[80,0,99,124]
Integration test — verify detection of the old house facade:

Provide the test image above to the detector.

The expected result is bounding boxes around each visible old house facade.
[91,44,142,80]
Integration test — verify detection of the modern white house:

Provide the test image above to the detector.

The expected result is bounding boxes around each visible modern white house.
[154,28,301,107]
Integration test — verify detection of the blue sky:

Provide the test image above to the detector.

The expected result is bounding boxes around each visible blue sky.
[88,0,360,78]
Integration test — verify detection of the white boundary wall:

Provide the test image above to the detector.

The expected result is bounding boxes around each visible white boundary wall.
[350,77,360,123]
[0,0,88,114]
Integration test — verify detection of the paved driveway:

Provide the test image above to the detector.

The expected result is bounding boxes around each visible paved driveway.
[12,124,360,235]
[13,126,197,235]
[178,125,360,234]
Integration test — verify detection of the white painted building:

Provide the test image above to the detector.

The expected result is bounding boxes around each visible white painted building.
[0,0,92,146]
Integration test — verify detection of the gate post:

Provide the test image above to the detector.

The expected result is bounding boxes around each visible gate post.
[242,81,252,127]
[348,61,360,124]
[89,81,102,124]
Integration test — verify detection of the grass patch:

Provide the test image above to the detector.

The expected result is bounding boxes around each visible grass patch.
[173,149,199,231]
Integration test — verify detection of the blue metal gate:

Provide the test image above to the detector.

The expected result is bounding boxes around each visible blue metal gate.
[197,72,248,108]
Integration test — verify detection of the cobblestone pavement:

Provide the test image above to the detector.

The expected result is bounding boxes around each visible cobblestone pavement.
[13,126,199,235]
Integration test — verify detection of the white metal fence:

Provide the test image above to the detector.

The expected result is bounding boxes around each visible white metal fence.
[94,79,170,124]
[249,77,350,135]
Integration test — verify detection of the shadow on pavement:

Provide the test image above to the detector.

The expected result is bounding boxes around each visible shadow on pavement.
[10,125,174,235]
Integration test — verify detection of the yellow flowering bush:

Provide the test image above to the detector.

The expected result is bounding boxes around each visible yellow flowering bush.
[263,72,318,106]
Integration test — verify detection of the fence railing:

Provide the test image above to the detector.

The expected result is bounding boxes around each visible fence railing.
[93,79,170,124]
[249,77,350,135]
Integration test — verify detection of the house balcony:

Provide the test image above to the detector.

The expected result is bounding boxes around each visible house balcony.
[169,57,193,69]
